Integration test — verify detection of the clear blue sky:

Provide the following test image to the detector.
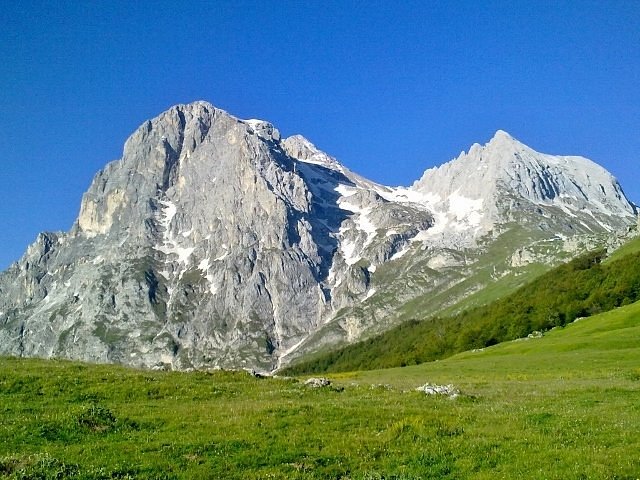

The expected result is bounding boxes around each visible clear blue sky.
[1,1,639,269]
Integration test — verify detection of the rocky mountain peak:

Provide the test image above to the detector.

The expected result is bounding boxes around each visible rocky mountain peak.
[243,119,281,142]
[282,135,341,171]
[411,130,635,236]
[489,128,518,143]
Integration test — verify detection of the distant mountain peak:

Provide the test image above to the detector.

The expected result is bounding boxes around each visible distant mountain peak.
[491,129,516,141]
[477,129,529,157]
[412,130,635,235]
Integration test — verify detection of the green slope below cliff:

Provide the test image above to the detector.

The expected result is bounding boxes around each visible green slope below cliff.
[284,240,640,375]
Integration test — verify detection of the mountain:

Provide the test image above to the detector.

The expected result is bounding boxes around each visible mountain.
[0,101,636,371]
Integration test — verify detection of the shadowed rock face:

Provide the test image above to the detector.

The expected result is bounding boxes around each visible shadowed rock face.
[0,102,636,371]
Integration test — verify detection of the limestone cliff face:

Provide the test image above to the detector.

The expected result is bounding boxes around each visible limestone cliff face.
[0,103,636,371]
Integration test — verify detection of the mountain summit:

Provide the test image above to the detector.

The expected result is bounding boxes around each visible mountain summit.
[0,103,635,371]
[412,130,634,238]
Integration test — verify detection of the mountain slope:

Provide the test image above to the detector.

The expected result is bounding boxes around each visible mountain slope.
[284,241,640,374]
[340,294,640,391]
[0,101,636,371]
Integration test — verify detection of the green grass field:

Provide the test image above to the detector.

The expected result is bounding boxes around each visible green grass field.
[2,300,639,479]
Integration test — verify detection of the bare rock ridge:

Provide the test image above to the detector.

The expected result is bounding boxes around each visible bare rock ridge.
[0,101,636,371]
[412,130,633,235]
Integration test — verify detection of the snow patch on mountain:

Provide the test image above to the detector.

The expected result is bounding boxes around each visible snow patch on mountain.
[368,186,485,248]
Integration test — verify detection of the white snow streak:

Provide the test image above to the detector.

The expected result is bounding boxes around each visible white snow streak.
[158,200,177,228]
[198,258,210,272]
[447,191,483,226]
[155,199,196,281]
[335,184,358,197]
[390,245,410,261]
[339,235,360,266]
[275,336,308,370]
[336,191,379,265]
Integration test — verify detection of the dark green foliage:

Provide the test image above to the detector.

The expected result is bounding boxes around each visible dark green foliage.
[285,248,640,374]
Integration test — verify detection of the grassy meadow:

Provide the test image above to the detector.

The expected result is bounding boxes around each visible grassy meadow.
[1,300,640,479]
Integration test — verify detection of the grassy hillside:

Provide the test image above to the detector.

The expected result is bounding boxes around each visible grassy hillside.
[284,247,640,374]
[339,296,640,388]
[1,300,639,479]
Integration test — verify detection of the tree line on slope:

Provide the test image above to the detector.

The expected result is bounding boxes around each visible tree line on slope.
[284,248,640,375]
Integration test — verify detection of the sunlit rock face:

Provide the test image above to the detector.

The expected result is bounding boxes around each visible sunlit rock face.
[412,129,634,238]
[0,102,635,371]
